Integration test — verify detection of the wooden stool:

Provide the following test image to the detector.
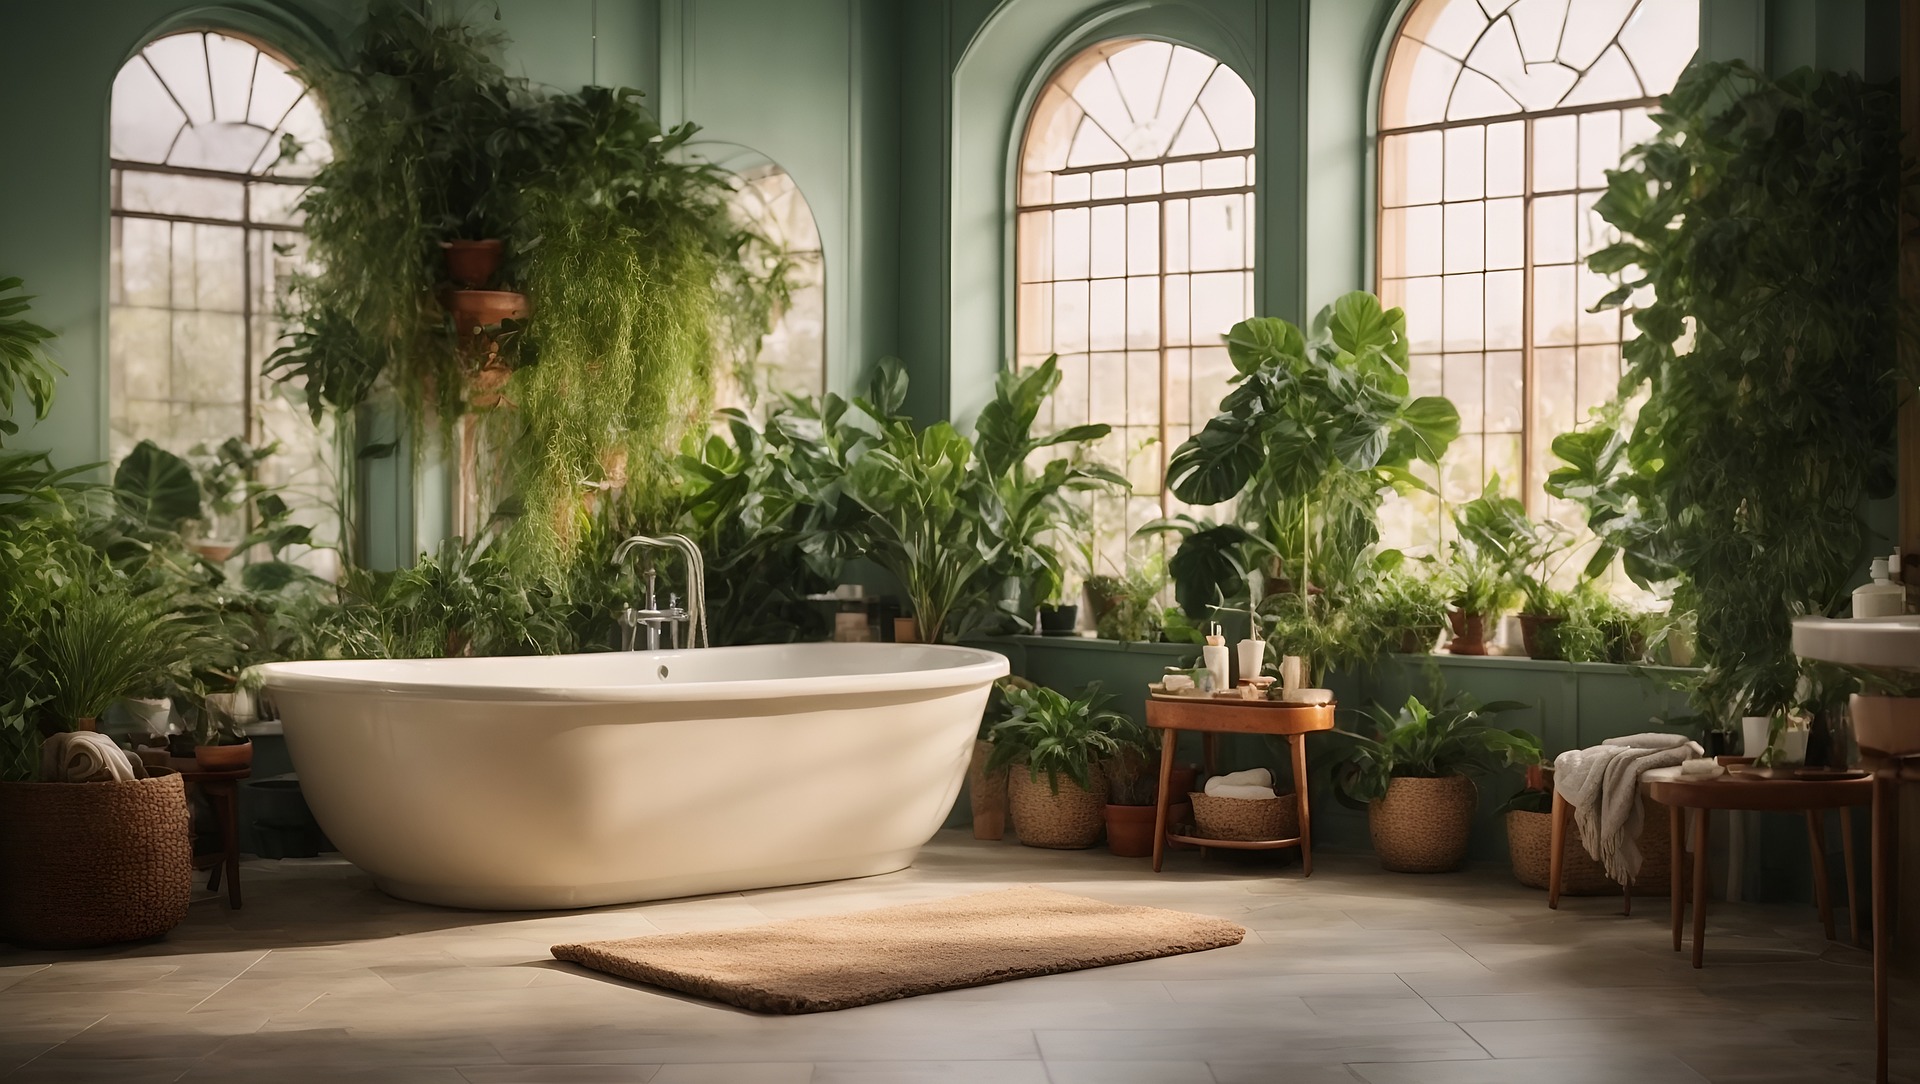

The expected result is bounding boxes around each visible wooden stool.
[1145,695,1334,875]
[175,764,250,909]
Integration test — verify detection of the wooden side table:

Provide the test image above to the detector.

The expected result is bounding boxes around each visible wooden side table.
[171,762,250,909]
[1548,770,1870,969]
[1861,755,1916,1084]
[1145,695,1335,876]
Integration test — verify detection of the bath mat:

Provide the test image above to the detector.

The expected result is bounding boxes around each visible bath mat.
[550,885,1245,1013]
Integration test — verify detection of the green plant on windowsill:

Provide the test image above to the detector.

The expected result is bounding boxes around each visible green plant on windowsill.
[1354,553,1451,654]
[1087,554,1169,642]
[985,683,1140,795]
[1443,542,1514,648]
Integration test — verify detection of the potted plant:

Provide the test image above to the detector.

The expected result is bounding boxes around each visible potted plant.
[1443,543,1510,655]
[1356,558,1450,655]
[1103,738,1160,858]
[1088,555,1169,642]
[1325,695,1538,873]
[967,677,1032,840]
[0,549,198,947]
[987,683,1137,849]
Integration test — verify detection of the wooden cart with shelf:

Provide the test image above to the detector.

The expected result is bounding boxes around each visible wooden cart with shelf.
[1146,694,1335,875]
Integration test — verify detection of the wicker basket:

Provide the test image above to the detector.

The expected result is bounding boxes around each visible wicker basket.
[1369,774,1477,873]
[1507,799,1672,896]
[1008,761,1107,849]
[1189,791,1298,841]
[966,739,1008,840]
[0,769,192,948]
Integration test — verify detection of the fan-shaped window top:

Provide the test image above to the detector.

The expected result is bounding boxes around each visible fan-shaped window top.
[1383,0,1699,129]
[111,31,329,177]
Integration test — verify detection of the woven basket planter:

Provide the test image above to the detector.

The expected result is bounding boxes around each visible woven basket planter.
[0,769,192,948]
[1507,799,1672,896]
[1008,761,1107,849]
[1190,791,1298,841]
[966,740,1008,841]
[1369,774,1477,873]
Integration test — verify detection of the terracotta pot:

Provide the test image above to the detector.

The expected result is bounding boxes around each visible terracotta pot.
[1368,774,1477,873]
[1008,761,1107,849]
[1518,613,1566,660]
[1104,803,1157,857]
[893,617,920,644]
[1396,626,1442,654]
[441,239,504,288]
[966,739,1008,840]
[1446,611,1490,656]
[446,289,529,356]
[1163,764,1200,801]
[194,542,237,563]
[193,740,253,772]
[1851,694,1920,757]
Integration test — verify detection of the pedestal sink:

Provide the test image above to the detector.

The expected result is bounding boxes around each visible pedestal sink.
[1792,616,1920,758]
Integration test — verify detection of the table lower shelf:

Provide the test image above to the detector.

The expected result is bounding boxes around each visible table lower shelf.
[1164,831,1306,851]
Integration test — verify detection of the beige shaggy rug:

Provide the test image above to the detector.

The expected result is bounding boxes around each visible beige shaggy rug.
[550,885,1246,1013]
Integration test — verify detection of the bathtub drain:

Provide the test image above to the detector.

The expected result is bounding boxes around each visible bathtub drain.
[657,665,670,681]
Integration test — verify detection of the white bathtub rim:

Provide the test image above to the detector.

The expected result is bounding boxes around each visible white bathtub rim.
[257,642,1008,704]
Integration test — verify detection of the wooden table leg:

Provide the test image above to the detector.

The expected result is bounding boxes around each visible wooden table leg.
[1202,732,1218,774]
[1692,807,1711,969]
[1670,802,1686,952]
[1152,727,1177,873]
[1290,733,1312,878]
[223,782,241,909]
[1548,789,1568,909]
[1806,809,1834,941]
[1873,774,1896,1084]
[1841,806,1861,948]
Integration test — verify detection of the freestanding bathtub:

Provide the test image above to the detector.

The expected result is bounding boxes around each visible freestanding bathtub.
[257,642,1008,909]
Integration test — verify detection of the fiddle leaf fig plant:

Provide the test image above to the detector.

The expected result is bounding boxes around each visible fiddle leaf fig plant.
[1155,292,1460,608]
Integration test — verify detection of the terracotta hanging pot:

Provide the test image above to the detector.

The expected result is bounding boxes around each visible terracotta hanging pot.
[441,239,504,289]
[447,289,529,348]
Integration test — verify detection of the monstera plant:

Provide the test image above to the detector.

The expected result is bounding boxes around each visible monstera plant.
[1147,291,1460,610]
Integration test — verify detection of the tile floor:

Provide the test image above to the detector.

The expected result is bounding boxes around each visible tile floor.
[0,831,1913,1083]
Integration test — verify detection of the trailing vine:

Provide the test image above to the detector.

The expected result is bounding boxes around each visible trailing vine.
[1585,61,1901,718]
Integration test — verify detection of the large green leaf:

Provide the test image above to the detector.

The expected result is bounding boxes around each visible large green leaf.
[113,440,201,530]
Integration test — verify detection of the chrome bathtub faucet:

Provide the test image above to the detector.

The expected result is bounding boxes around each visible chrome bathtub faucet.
[613,533,709,651]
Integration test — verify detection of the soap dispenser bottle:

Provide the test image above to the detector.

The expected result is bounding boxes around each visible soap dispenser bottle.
[1203,625,1231,695]
[1853,557,1904,618]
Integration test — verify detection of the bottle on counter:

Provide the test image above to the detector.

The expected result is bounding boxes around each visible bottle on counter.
[1203,625,1231,696]
[1853,556,1904,619]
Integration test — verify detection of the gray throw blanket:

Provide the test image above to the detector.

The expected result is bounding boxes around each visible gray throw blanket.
[1552,733,1702,885]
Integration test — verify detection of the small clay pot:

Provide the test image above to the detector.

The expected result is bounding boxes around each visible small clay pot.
[1103,803,1157,857]
[893,617,921,644]
[441,239,504,288]
[193,741,253,772]
[966,739,1008,841]
[1517,613,1566,660]
[1446,611,1490,655]
[446,290,529,356]
[1163,764,1200,801]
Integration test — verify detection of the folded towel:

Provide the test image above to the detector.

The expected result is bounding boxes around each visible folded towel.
[1602,732,1692,750]
[1208,768,1272,789]
[1203,783,1278,800]
[1680,758,1725,777]
[40,732,139,784]
[1160,674,1195,691]
[1554,736,1702,884]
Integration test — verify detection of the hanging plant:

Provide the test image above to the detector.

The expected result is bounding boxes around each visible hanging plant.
[1581,61,1901,719]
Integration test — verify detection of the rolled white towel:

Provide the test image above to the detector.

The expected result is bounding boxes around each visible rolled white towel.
[39,732,139,783]
[1602,732,1692,750]
[1680,758,1725,777]
[1203,783,1278,800]
[1207,768,1273,789]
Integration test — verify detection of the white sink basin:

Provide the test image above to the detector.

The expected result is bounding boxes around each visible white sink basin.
[1791,615,1920,671]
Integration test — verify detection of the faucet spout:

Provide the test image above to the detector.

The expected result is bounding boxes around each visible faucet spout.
[612,534,708,651]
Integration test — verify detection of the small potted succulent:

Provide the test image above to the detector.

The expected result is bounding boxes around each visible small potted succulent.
[1324,695,1539,873]
[987,683,1138,849]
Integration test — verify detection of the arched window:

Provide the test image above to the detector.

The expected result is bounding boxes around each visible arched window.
[698,146,826,412]
[1016,39,1255,573]
[1376,0,1696,548]
[108,30,332,547]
